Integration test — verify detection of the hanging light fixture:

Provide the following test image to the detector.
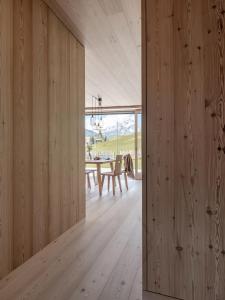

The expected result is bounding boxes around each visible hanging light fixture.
[97,96,104,129]
[90,95,104,130]
[89,95,106,143]
[90,96,96,127]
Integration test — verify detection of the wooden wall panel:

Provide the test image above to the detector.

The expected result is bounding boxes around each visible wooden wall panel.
[76,41,86,222]
[32,0,49,254]
[0,0,85,279]
[145,0,179,297]
[173,2,193,298]
[69,34,79,226]
[48,10,67,240]
[0,0,13,278]
[48,11,85,240]
[13,0,33,268]
[143,0,225,299]
[174,1,206,299]
[58,25,70,234]
[202,1,225,299]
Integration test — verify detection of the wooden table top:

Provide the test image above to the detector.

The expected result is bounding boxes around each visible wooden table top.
[85,159,116,164]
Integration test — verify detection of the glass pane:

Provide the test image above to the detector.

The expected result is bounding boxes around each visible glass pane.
[85,113,135,171]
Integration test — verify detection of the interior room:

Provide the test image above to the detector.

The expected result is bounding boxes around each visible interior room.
[0,0,225,300]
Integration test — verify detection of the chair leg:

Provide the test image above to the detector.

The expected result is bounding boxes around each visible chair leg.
[87,174,91,189]
[108,176,110,191]
[102,175,105,189]
[93,171,97,185]
[124,172,128,190]
[117,175,122,192]
[112,176,115,196]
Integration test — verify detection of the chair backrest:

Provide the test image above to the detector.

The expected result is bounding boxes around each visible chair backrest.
[123,153,134,177]
[123,154,128,170]
[114,155,123,175]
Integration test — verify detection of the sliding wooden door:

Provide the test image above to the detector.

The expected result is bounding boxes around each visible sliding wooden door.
[143,0,225,299]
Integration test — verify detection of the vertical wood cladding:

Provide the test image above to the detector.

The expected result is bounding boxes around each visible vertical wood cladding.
[0,0,85,278]
[13,0,33,269]
[143,0,225,299]
[0,0,13,279]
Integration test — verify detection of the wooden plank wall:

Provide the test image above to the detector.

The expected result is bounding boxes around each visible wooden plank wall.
[0,0,85,278]
[143,0,225,299]
[0,0,13,279]
[32,0,49,254]
[13,0,33,268]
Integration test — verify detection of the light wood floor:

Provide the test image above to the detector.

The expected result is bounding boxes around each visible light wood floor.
[0,179,176,300]
[0,179,141,300]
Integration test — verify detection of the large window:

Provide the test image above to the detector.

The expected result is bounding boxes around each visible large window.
[85,112,142,176]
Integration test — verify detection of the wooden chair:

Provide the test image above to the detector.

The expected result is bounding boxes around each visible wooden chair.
[85,169,97,189]
[101,155,123,195]
[122,169,128,191]
[122,155,129,191]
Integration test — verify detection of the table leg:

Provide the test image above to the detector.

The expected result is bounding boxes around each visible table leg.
[97,164,102,196]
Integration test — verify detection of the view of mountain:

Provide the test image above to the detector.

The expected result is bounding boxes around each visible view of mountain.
[85,114,138,139]
[102,116,135,137]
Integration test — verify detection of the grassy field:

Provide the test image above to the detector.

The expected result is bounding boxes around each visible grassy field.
[86,133,142,170]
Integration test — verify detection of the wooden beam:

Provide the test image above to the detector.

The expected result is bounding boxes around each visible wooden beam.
[85,105,142,115]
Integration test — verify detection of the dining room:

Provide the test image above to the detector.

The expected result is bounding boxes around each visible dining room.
[85,104,142,197]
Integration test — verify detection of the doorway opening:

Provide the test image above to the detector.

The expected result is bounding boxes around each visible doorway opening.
[84,104,143,298]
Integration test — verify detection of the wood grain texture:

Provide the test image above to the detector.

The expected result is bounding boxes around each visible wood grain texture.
[76,40,86,221]
[48,10,67,240]
[0,181,142,300]
[174,1,206,299]
[69,34,86,223]
[48,11,85,240]
[13,0,33,268]
[143,0,225,299]
[69,33,79,225]
[0,0,85,278]
[47,3,85,246]
[0,0,13,278]
[145,0,177,297]
[32,0,49,254]
[202,1,225,299]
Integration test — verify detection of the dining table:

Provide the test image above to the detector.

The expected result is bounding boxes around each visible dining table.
[85,159,116,196]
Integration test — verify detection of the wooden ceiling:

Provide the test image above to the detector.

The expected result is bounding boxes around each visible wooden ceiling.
[45,0,141,107]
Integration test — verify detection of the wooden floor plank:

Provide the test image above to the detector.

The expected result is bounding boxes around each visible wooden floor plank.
[128,267,142,300]
[68,205,140,299]
[98,214,141,300]
[0,180,142,300]
[37,198,139,299]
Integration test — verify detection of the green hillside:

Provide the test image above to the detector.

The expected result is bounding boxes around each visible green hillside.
[86,133,142,169]
[89,133,140,153]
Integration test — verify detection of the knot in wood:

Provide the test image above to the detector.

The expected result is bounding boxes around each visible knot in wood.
[176,246,183,252]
